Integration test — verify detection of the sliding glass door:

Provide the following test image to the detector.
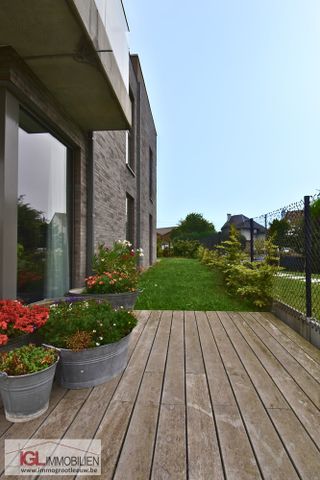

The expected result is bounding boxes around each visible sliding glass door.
[17,114,71,302]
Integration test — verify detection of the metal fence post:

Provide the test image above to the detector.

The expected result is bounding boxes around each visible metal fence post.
[304,196,312,318]
[250,218,254,262]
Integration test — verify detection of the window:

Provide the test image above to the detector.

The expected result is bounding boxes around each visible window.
[149,147,153,201]
[17,113,71,302]
[149,214,153,265]
[126,91,135,171]
[126,193,135,245]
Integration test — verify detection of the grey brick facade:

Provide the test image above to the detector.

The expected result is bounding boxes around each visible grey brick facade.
[92,55,157,268]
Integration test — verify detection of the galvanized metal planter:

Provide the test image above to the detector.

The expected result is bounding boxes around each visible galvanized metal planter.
[49,333,131,389]
[68,288,140,309]
[0,333,37,353]
[0,360,58,422]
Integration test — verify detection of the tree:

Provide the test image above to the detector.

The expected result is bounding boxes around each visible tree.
[171,213,216,240]
[18,196,47,251]
[268,219,290,248]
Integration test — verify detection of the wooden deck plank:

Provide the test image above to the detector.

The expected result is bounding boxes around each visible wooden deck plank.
[162,311,185,405]
[113,312,171,480]
[64,310,150,441]
[151,312,187,480]
[241,312,320,409]
[185,311,205,374]
[269,409,320,480]
[196,311,236,407]
[0,413,12,438]
[113,374,164,480]
[210,312,300,480]
[253,312,320,384]
[186,373,224,480]
[78,311,161,480]
[263,312,320,364]
[195,312,262,480]
[214,405,262,480]
[113,311,161,402]
[146,311,172,373]
[151,404,187,480]
[85,399,132,480]
[237,312,320,448]
[228,312,320,478]
[29,388,92,439]
[220,312,288,409]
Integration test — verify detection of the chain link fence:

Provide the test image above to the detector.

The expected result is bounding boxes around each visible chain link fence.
[253,193,320,324]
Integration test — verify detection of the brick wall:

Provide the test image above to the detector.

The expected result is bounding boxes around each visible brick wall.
[92,55,157,268]
[131,55,157,267]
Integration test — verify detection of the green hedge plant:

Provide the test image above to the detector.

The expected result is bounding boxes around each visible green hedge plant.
[199,225,280,308]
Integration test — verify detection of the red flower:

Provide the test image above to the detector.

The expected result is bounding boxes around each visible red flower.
[0,300,49,345]
[0,334,8,345]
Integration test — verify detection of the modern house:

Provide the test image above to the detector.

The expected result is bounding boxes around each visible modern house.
[221,214,266,243]
[0,1,156,302]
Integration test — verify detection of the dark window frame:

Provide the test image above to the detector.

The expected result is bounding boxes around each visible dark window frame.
[149,147,153,202]
[126,90,135,172]
[126,193,135,246]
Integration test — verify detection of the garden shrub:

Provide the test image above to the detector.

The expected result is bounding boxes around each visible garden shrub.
[199,225,280,308]
[173,239,200,258]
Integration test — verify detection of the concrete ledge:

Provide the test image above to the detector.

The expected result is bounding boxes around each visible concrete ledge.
[0,0,131,130]
[272,300,320,349]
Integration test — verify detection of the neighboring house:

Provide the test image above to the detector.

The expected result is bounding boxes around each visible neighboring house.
[157,227,176,250]
[282,210,304,227]
[221,214,266,243]
[0,1,156,302]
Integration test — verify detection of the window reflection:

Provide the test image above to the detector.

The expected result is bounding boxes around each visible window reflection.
[17,128,70,302]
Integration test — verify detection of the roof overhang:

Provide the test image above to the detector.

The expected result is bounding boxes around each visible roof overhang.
[0,0,131,131]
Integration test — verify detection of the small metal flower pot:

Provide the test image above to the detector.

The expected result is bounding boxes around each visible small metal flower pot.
[0,360,58,422]
[68,289,140,309]
[48,333,131,389]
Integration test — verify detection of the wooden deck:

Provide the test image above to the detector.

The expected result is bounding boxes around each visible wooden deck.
[0,311,320,479]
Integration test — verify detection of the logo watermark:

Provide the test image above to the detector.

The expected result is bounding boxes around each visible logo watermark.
[5,439,101,476]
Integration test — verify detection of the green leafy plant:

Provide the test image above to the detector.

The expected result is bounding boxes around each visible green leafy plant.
[173,239,200,258]
[86,241,143,294]
[39,300,137,350]
[311,197,320,219]
[0,344,58,376]
[198,226,280,308]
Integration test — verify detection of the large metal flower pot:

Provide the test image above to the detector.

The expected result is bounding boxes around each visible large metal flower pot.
[0,360,58,422]
[0,333,37,353]
[52,333,131,389]
[68,289,140,309]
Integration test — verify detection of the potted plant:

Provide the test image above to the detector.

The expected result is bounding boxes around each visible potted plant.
[0,344,58,422]
[0,300,49,352]
[39,300,137,389]
[69,240,144,309]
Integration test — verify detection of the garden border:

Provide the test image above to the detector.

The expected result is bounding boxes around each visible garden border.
[272,300,320,349]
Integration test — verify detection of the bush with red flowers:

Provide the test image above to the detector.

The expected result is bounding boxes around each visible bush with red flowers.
[0,300,49,346]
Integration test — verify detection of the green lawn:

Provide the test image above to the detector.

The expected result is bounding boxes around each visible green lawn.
[273,275,320,319]
[135,257,256,311]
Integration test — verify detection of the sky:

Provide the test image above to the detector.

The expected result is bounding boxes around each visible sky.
[123,0,320,230]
